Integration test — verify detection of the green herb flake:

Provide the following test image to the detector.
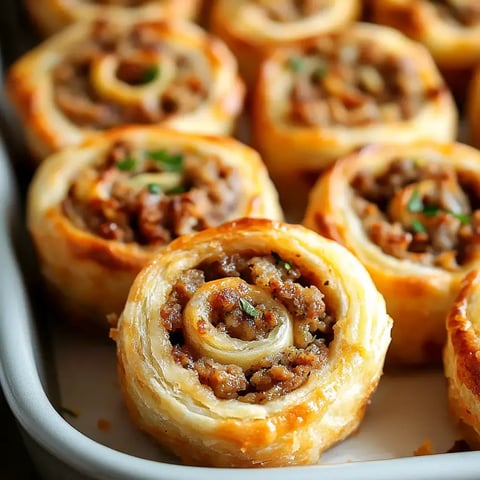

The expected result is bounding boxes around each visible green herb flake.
[116,157,137,171]
[141,65,159,84]
[59,406,78,418]
[167,185,188,195]
[422,204,441,217]
[147,183,162,194]
[147,150,183,172]
[272,251,292,271]
[312,63,328,82]
[451,212,471,225]
[239,298,259,318]
[411,219,427,234]
[407,188,423,213]
[287,57,304,72]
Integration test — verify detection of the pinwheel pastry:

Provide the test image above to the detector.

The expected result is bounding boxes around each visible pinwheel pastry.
[26,126,281,331]
[444,270,480,449]
[114,218,391,467]
[372,0,480,78]
[304,142,480,366]
[25,0,202,37]
[7,17,244,161]
[210,0,360,86]
[252,22,457,218]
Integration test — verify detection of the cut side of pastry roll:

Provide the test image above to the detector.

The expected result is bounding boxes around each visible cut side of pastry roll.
[27,127,281,332]
[7,17,244,161]
[210,0,360,86]
[252,22,457,219]
[372,0,480,100]
[444,270,480,449]
[114,218,391,467]
[304,142,480,366]
[25,0,202,36]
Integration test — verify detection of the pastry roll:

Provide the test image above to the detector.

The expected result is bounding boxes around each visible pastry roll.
[444,270,480,448]
[114,218,391,467]
[210,0,360,86]
[7,17,244,161]
[27,126,281,331]
[252,22,457,218]
[25,0,201,37]
[304,142,480,366]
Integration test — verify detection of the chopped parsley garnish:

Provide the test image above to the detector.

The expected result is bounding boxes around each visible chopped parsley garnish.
[59,406,78,418]
[312,63,328,82]
[407,188,423,213]
[272,251,292,271]
[287,57,304,72]
[167,185,188,195]
[451,212,471,225]
[422,205,441,217]
[147,183,162,194]
[116,157,137,171]
[411,219,427,234]
[147,150,183,172]
[239,298,259,318]
[141,65,159,84]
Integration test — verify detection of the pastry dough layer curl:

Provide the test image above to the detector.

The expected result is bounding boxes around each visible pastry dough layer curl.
[304,142,480,366]
[25,0,201,36]
[115,218,391,467]
[7,17,244,161]
[252,22,457,218]
[444,270,480,448]
[210,0,360,86]
[27,127,281,331]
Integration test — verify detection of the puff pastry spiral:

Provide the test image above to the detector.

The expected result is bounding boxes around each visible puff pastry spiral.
[7,17,244,161]
[27,127,281,331]
[252,22,457,218]
[210,0,360,86]
[114,218,391,467]
[304,142,480,366]
[444,270,480,449]
[25,0,201,36]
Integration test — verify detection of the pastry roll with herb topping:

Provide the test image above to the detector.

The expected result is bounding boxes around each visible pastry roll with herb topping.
[27,127,281,331]
[444,270,480,448]
[252,22,457,218]
[25,0,201,37]
[304,142,480,366]
[7,17,244,161]
[114,218,391,467]
[372,0,480,95]
[210,0,360,86]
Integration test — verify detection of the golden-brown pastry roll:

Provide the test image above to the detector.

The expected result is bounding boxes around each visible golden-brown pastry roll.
[252,22,457,219]
[25,0,202,36]
[7,17,244,161]
[372,0,480,101]
[444,270,480,448]
[372,0,480,71]
[27,126,281,332]
[304,141,480,366]
[210,0,360,86]
[467,67,480,147]
[114,218,391,467]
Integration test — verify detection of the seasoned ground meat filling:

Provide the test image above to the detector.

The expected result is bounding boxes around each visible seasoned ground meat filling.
[162,254,335,403]
[257,0,328,22]
[352,157,480,270]
[430,0,480,27]
[84,0,153,5]
[53,20,211,129]
[62,141,241,245]
[287,34,438,127]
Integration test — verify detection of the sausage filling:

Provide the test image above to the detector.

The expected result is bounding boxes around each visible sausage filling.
[256,0,329,22]
[286,34,439,127]
[53,20,211,129]
[430,0,480,27]
[351,157,480,270]
[161,254,335,403]
[62,141,241,245]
